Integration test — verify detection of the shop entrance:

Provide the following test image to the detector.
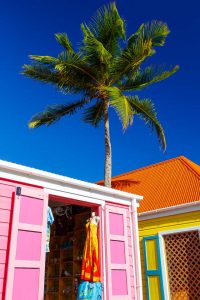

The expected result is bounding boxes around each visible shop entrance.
[5,184,138,300]
[44,197,100,300]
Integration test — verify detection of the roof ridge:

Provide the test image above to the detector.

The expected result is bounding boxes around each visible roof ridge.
[112,156,184,180]
[179,156,200,178]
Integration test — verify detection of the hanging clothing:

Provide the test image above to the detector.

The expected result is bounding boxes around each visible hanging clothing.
[77,281,102,300]
[46,207,54,252]
[81,222,100,282]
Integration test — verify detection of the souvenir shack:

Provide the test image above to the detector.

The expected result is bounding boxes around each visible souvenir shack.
[0,160,143,300]
[110,156,200,300]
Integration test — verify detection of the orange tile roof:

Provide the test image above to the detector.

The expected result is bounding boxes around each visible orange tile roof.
[102,156,200,213]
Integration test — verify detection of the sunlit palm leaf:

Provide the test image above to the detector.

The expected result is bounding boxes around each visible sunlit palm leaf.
[105,86,133,129]
[127,96,166,150]
[23,53,98,94]
[111,39,155,83]
[128,20,170,47]
[22,64,59,84]
[82,24,112,63]
[84,2,125,55]
[112,20,171,84]
[30,55,58,65]
[29,99,88,128]
[55,33,75,53]
[119,65,179,91]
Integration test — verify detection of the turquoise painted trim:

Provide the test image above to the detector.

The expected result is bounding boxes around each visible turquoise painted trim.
[143,235,165,300]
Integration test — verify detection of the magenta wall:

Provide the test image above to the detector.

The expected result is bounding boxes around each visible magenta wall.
[0,178,138,300]
[0,179,44,300]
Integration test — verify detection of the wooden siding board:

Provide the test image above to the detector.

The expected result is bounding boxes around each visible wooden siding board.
[0,279,3,293]
[0,183,15,300]
[0,236,8,250]
[0,197,12,210]
[0,223,9,237]
[0,265,5,279]
[0,210,10,223]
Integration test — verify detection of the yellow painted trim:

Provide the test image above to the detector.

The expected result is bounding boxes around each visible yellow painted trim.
[149,276,162,300]
[146,239,158,270]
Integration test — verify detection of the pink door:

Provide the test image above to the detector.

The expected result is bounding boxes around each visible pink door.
[5,186,48,300]
[105,204,131,299]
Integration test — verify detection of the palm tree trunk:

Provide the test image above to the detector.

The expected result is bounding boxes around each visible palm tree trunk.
[103,100,112,188]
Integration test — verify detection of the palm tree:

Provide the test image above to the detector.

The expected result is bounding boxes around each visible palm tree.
[22,2,179,188]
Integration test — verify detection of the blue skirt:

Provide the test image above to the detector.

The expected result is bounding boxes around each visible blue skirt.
[77,281,103,300]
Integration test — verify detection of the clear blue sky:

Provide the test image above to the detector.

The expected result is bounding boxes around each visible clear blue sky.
[0,0,199,182]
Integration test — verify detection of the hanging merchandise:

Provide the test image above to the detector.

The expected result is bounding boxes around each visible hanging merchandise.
[81,212,101,282]
[46,206,54,252]
[55,205,72,217]
[77,212,103,299]
[77,281,103,300]
[55,205,73,235]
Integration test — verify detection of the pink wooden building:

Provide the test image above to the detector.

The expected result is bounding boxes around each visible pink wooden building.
[0,160,142,300]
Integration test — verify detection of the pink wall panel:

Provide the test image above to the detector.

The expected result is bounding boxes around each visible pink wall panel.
[0,187,13,300]
[0,186,14,197]
[111,270,128,295]
[0,279,2,293]
[0,210,10,223]
[109,212,124,235]
[0,236,8,250]
[19,196,43,225]
[0,197,12,210]
[0,223,9,237]
[12,268,40,300]
[0,251,6,264]
[0,264,5,278]
[110,240,126,264]
[16,230,42,261]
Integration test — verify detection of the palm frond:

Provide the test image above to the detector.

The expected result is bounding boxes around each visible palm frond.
[118,65,179,91]
[55,33,75,53]
[29,55,58,65]
[111,39,155,84]
[105,86,133,129]
[82,101,104,126]
[111,20,171,84]
[22,64,60,84]
[127,23,144,46]
[81,23,112,67]
[29,99,88,128]
[83,2,125,55]
[54,51,99,86]
[128,20,170,47]
[127,96,166,150]
[23,52,99,94]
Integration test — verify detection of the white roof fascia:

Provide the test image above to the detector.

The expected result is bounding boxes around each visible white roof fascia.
[0,160,143,205]
[138,201,200,221]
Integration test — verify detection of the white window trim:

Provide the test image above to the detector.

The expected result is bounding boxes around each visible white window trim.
[158,226,200,300]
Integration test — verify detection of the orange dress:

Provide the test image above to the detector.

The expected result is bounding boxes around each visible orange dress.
[81,221,100,282]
